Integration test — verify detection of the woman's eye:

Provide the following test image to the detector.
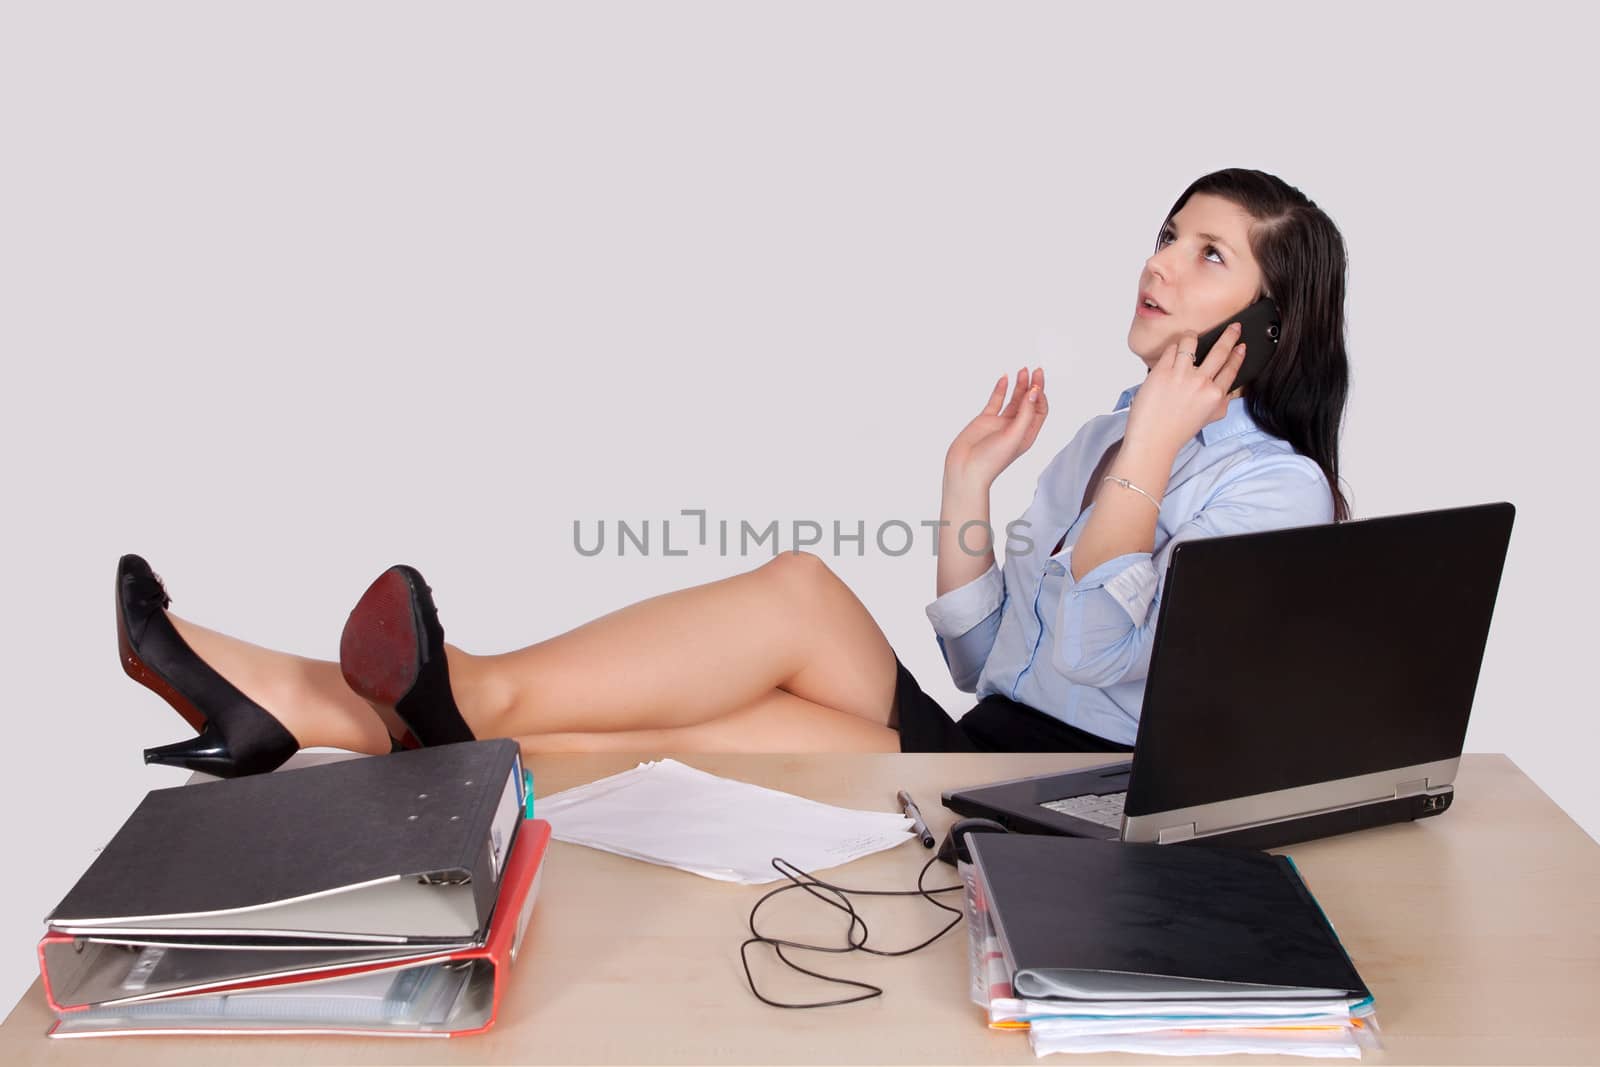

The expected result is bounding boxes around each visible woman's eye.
[1157,232,1224,264]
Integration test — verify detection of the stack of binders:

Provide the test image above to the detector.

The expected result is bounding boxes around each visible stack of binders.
[961,834,1380,1059]
[38,739,551,1039]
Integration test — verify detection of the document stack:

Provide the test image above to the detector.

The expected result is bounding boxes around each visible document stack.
[961,835,1380,1059]
[37,739,550,1039]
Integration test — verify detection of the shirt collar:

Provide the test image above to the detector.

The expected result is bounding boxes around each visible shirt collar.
[1111,383,1261,445]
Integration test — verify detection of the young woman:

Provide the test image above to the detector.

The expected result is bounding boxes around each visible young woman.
[116,168,1350,777]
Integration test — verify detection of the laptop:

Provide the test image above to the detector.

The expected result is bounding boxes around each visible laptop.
[942,501,1515,851]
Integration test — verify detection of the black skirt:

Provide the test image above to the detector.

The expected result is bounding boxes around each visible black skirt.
[889,654,1132,754]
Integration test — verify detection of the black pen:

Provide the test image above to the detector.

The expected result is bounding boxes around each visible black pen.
[897,789,936,848]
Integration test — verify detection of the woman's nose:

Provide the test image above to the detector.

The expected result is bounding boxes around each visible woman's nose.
[1145,246,1179,287]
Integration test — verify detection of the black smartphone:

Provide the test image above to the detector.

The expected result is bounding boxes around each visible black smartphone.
[1191,295,1280,392]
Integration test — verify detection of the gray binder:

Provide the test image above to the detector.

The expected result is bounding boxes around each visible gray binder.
[46,740,524,945]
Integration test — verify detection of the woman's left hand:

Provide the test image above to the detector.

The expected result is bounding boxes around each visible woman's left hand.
[1123,323,1247,458]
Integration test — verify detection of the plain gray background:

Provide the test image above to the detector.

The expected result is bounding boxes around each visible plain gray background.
[1,0,1594,1016]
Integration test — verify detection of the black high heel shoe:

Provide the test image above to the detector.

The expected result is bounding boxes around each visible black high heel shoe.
[339,565,476,747]
[117,554,302,778]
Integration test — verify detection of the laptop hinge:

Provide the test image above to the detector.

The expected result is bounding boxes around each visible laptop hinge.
[1156,822,1196,844]
[1394,778,1429,799]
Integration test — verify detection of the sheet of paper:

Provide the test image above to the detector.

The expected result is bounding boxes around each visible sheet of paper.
[536,759,914,883]
[1029,1026,1363,1059]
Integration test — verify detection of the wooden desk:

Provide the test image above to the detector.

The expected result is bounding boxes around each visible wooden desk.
[4,753,1598,1065]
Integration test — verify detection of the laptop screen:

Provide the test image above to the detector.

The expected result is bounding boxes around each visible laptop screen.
[1123,502,1514,819]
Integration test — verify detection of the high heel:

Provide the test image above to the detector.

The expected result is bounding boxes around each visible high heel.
[144,721,298,778]
[339,565,475,747]
[117,554,300,778]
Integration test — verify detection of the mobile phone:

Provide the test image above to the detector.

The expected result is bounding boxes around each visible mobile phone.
[1191,295,1280,392]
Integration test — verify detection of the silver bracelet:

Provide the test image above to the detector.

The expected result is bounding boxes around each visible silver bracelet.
[1102,475,1162,513]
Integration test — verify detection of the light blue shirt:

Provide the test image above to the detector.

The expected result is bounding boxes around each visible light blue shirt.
[924,382,1335,745]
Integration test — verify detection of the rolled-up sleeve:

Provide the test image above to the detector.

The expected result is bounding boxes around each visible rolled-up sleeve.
[1049,454,1334,688]
[925,562,1006,692]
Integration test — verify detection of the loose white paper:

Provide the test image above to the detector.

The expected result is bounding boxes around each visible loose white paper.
[536,760,914,883]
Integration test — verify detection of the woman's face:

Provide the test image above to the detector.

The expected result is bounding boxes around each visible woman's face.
[1126,192,1266,370]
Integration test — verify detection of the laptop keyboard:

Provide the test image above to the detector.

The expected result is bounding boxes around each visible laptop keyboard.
[1041,791,1127,829]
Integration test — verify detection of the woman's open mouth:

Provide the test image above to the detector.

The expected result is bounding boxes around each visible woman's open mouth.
[1136,296,1169,319]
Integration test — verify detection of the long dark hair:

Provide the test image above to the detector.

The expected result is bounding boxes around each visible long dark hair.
[1161,169,1352,521]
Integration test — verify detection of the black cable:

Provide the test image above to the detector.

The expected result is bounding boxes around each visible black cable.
[739,854,966,1009]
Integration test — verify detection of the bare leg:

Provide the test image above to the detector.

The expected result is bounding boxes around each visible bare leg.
[452,552,900,739]
[511,687,901,754]
[156,551,900,754]
[167,617,392,754]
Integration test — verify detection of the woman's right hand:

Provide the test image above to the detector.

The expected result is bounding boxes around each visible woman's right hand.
[943,367,1048,490]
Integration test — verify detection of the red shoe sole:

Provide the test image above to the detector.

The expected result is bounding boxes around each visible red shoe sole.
[116,585,207,734]
[340,568,423,713]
